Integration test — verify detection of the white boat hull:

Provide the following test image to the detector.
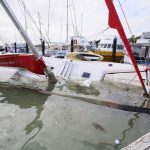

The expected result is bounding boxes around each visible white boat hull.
[43,57,147,87]
[0,57,148,91]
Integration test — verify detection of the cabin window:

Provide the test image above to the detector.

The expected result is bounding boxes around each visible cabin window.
[117,45,124,50]
[107,44,111,48]
[82,72,91,78]
[100,44,104,48]
[104,44,107,48]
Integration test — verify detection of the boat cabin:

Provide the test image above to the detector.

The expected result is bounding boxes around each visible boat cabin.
[125,32,150,64]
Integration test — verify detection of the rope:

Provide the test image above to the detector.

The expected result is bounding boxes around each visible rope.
[87,27,110,40]
[117,0,133,37]
[69,0,76,34]
[0,33,12,44]
[71,0,78,35]
[47,0,51,41]
[17,0,49,43]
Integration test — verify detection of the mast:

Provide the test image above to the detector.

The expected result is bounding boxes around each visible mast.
[0,0,57,83]
[38,12,42,41]
[66,0,69,43]
[47,0,50,41]
[81,13,83,36]
[0,0,40,58]
[23,1,28,35]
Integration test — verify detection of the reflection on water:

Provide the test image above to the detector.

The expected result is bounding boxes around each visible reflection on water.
[0,86,48,150]
[0,85,150,150]
[23,141,47,150]
[81,113,141,150]
[0,86,48,109]
[120,113,139,142]
[82,141,117,150]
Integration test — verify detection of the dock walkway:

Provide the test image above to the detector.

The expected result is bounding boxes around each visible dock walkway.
[121,132,150,150]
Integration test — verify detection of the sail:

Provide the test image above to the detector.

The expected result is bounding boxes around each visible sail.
[105,0,147,94]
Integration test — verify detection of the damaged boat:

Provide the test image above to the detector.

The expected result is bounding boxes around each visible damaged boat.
[0,0,150,96]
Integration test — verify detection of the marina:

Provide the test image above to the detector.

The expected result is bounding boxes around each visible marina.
[0,0,150,149]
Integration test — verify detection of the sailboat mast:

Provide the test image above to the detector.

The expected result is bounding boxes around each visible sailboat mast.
[48,0,50,41]
[66,0,69,43]
[38,12,42,41]
[81,13,83,35]
[23,1,28,35]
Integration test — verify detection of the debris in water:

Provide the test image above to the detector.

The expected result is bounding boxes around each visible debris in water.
[115,139,120,145]
[92,122,106,132]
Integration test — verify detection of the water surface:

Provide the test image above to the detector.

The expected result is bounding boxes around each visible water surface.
[0,86,150,150]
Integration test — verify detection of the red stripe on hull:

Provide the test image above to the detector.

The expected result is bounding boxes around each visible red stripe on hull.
[0,54,46,75]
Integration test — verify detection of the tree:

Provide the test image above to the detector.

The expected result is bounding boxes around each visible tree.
[128,35,141,43]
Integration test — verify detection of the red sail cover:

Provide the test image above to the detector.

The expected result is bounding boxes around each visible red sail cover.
[0,54,46,75]
[105,0,147,94]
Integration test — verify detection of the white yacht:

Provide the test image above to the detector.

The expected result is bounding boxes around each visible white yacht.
[65,35,93,52]
[98,35,125,52]
[94,35,125,62]
[124,32,150,64]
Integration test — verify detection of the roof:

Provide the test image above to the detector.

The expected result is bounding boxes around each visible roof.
[142,32,150,39]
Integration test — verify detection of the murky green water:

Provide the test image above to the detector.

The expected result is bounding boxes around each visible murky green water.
[0,86,150,150]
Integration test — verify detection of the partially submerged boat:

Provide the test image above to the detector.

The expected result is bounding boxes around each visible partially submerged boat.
[0,55,146,89]
[0,0,150,96]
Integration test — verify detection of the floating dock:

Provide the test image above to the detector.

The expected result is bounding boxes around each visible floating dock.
[121,132,150,150]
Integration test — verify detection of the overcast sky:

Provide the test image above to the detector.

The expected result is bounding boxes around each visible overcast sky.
[0,0,150,45]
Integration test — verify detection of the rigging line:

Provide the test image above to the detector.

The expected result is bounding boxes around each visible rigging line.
[27,17,39,44]
[16,0,26,19]
[48,0,51,40]
[87,27,110,39]
[87,31,103,39]
[92,27,110,40]
[71,0,78,35]
[66,0,69,42]
[17,0,39,44]
[0,35,5,44]
[92,31,106,40]
[16,0,28,34]
[69,0,76,34]
[117,0,133,37]
[0,33,12,43]
[59,17,62,43]
[38,12,42,41]
[18,0,48,43]
[17,0,39,41]
[39,14,52,46]
[49,0,57,30]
